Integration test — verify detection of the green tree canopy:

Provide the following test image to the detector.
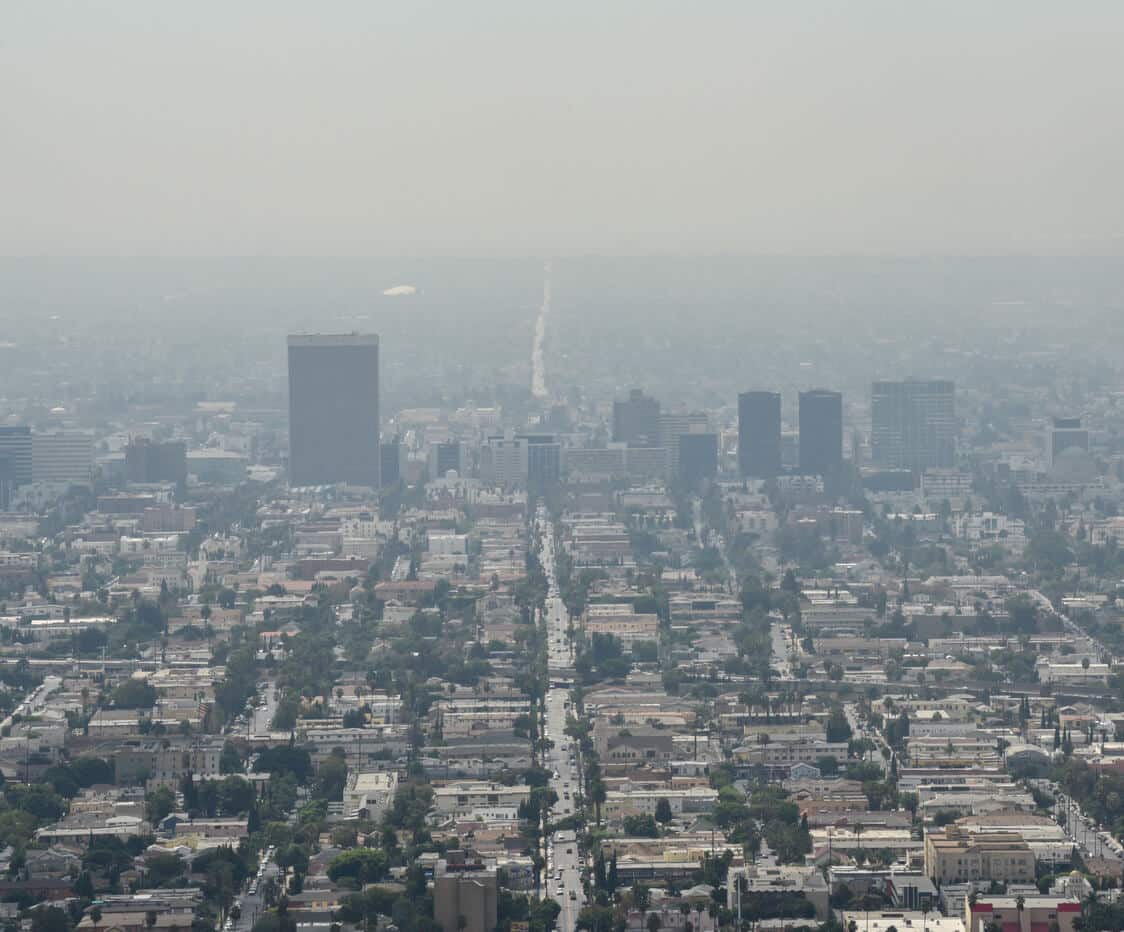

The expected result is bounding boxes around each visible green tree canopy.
[327,847,389,885]
[112,679,157,709]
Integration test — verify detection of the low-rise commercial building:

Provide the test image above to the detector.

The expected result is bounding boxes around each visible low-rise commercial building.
[965,896,1080,932]
[343,771,398,821]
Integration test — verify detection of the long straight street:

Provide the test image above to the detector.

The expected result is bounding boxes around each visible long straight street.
[1037,780,1124,867]
[536,506,583,932]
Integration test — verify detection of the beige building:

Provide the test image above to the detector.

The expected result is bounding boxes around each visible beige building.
[432,781,530,821]
[733,738,848,772]
[603,785,717,820]
[583,605,660,647]
[434,697,532,739]
[924,825,1034,885]
[434,854,498,932]
[114,739,223,788]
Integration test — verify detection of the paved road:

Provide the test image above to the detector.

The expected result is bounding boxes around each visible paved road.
[537,508,583,932]
[844,702,889,775]
[232,847,281,932]
[531,261,551,399]
[252,679,278,737]
[1032,780,1124,865]
[770,621,793,677]
[220,675,277,740]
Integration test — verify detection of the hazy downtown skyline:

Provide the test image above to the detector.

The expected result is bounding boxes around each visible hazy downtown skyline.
[4,2,1124,257]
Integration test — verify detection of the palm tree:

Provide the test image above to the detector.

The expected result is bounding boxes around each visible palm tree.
[1016,895,1025,932]
[1081,889,1098,928]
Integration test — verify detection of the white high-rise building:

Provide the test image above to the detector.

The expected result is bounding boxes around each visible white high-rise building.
[479,432,528,488]
[32,431,94,486]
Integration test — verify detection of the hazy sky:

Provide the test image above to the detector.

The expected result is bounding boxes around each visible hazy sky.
[4,2,1123,256]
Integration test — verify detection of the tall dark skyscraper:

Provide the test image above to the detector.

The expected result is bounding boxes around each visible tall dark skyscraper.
[0,427,32,486]
[679,432,718,487]
[288,333,380,487]
[0,427,32,508]
[125,438,187,484]
[738,391,781,478]
[612,389,661,447]
[798,389,843,477]
[871,379,955,473]
[380,439,402,487]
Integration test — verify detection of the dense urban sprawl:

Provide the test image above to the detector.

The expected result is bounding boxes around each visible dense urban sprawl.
[0,336,1124,932]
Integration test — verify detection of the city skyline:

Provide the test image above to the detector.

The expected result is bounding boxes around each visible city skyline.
[2,8,1124,932]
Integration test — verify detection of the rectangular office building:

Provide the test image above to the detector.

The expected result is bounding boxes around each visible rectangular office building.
[613,389,661,447]
[871,380,955,473]
[479,434,529,488]
[0,427,32,508]
[798,390,843,477]
[738,391,781,478]
[32,431,94,486]
[522,434,561,486]
[288,333,380,487]
[125,438,187,484]
[679,432,718,486]
[380,440,402,487]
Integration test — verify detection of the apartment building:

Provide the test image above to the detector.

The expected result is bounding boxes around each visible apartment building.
[583,604,660,647]
[923,825,1034,885]
[114,739,224,788]
[434,852,498,932]
[733,738,848,777]
[432,781,531,821]
[602,785,717,820]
